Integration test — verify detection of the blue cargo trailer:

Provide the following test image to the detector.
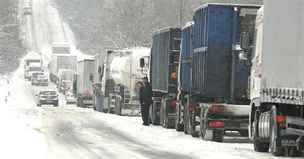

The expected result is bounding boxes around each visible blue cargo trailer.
[150,28,181,127]
[176,22,194,131]
[192,4,258,101]
[179,22,193,93]
[181,3,260,141]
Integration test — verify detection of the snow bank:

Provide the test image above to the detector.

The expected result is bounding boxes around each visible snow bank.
[0,67,48,159]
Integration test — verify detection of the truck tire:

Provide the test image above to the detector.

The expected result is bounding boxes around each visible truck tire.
[184,109,189,134]
[253,111,269,152]
[200,118,207,139]
[189,112,199,137]
[160,100,164,126]
[269,106,283,156]
[161,100,169,128]
[150,103,159,125]
[175,103,184,131]
[76,98,80,107]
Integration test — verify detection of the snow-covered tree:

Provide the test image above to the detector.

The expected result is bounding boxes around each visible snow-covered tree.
[0,0,25,74]
[55,0,262,55]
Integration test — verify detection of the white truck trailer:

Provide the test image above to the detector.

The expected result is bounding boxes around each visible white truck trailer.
[76,59,95,108]
[249,1,304,156]
[24,52,42,80]
[48,54,76,84]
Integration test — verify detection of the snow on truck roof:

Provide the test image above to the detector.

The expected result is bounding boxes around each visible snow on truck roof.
[182,21,194,30]
[194,3,261,12]
[153,27,180,35]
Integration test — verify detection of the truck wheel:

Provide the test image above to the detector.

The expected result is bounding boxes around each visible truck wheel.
[163,116,169,128]
[175,103,183,131]
[189,112,199,137]
[160,101,164,126]
[150,103,159,125]
[253,111,269,152]
[162,101,169,128]
[184,110,189,134]
[200,118,207,140]
[269,106,283,156]
[175,120,183,131]
[283,147,302,157]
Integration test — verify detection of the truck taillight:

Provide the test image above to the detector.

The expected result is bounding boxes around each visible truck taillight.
[209,105,226,114]
[276,115,286,128]
[209,120,225,129]
[169,100,177,109]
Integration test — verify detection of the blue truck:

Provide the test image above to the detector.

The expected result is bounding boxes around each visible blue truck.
[150,28,181,128]
[175,22,194,132]
[176,3,260,142]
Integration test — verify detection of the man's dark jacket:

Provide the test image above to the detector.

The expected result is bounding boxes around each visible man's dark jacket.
[139,83,152,105]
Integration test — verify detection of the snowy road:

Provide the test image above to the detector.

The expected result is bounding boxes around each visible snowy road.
[1,67,303,159]
[10,0,302,158]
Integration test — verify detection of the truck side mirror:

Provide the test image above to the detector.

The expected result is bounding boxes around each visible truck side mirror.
[140,58,145,68]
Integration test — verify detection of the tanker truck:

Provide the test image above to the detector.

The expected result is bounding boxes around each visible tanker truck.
[103,48,150,116]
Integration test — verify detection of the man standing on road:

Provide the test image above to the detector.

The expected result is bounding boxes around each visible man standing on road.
[139,77,152,126]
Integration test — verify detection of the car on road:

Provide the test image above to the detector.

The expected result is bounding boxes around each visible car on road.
[36,90,59,107]
[65,92,76,104]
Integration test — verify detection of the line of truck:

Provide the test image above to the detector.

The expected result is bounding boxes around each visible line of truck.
[140,1,303,157]
[22,0,303,157]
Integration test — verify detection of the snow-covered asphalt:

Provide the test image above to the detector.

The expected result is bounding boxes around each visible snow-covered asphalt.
[1,66,302,159]
[9,0,302,158]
